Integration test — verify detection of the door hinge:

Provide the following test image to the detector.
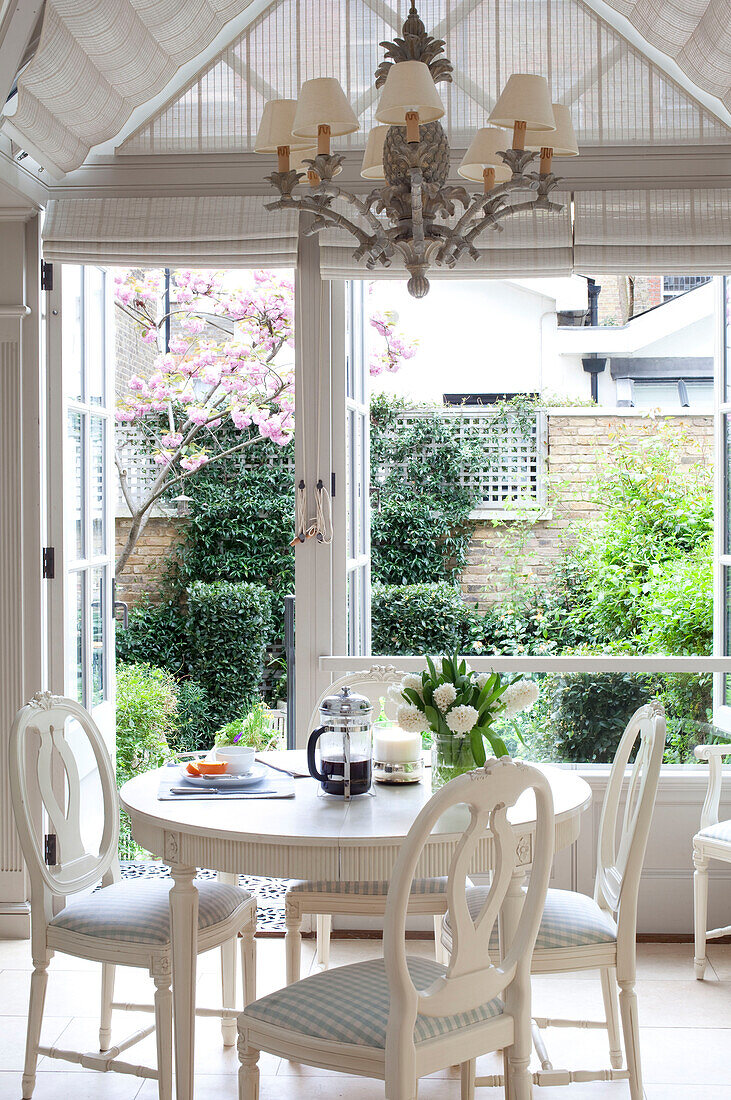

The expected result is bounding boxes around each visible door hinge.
[44,834,57,866]
[40,260,54,291]
[42,546,55,579]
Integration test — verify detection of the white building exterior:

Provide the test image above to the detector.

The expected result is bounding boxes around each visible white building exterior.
[370,277,715,408]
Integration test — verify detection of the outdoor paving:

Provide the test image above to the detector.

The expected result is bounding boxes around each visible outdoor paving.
[0,936,730,1098]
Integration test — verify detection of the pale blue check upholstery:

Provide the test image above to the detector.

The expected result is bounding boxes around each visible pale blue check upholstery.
[242,956,503,1047]
[49,880,251,946]
[287,877,450,896]
[443,887,617,952]
[698,819,731,844]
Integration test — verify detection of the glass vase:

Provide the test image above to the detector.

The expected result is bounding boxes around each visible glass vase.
[430,731,478,790]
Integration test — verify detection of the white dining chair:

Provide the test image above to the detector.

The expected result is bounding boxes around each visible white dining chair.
[285,665,456,984]
[239,755,554,1100]
[692,741,731,979]
[442,701,666,1098]
[9,692,258,1100]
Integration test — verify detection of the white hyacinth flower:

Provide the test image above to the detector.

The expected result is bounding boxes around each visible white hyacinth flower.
[397,704,429,734]
[445,704,479,735]
[476,672,491,690]
[501,679,539,719]
[432,682,457,712]
[401,673,423,697]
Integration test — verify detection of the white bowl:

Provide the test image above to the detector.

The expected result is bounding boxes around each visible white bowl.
[216,746,255,776]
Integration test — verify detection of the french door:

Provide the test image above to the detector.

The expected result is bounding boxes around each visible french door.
[714,276,731,731]
[47,264,116,761]
[341,281,371,655]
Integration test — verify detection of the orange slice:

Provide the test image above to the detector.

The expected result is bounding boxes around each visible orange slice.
[186,761,202,776]
[197,760,228,776]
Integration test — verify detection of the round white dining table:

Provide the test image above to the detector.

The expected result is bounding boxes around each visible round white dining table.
[120,753,591,1100]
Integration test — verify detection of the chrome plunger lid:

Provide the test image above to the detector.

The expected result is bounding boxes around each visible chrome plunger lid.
[320,685,373,718]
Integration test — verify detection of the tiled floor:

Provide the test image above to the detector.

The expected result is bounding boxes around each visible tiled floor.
[1,935,730,1099]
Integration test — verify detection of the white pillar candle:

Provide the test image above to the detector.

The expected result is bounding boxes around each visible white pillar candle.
[374,726,422,763]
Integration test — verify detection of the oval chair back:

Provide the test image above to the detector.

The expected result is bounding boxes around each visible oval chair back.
[594,701,666,970]
[9,693,120,956]
[383,756,554,1088]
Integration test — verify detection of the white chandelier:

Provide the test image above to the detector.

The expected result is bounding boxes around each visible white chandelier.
[256,4,578,298]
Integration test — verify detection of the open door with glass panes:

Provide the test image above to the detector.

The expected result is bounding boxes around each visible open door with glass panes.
[46,264,116,834]
[714,277,731,732]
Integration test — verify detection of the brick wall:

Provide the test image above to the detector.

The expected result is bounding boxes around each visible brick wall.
[114,290,159,397]
[461,412,712,609]
[596,275,663,326]
[115,516,187,605]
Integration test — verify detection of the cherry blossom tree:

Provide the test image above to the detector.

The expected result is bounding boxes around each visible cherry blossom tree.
[114,269,416,577]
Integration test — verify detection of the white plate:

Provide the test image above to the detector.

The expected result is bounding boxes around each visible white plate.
[178,763,268,788]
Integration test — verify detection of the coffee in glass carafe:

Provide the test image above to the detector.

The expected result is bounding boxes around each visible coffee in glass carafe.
[307,686,374,799]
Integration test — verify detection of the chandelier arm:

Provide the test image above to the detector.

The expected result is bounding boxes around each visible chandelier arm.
[315,181,389,239]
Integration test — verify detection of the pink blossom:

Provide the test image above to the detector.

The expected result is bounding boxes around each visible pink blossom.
[142,328,157,345]
[180,454,209,472]
[161,433,183,448]
[187,406,209,426]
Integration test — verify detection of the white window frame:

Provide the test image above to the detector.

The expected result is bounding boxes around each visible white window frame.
[714,275,731,731]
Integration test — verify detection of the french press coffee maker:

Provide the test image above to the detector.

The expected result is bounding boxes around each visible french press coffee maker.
[307,686,374,799]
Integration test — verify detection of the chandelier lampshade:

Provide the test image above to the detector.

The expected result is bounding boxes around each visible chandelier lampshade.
[525,103,579,156]
[254,100,311,152]
[375,60,445,124]
[361,125,389,179]
[458,128,513,183]
[291,78,360,138]
[488,74,556,131]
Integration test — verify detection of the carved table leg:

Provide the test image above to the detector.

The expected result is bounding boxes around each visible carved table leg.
[169,861,198,1100]
[218,871,238,1046]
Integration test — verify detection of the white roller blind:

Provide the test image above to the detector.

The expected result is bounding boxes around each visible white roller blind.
[574,189,731,274]
[42,195,298,266]
[319,198,574,280]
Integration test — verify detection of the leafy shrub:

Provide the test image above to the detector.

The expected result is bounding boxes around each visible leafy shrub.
[638,538,712,655]
[370,395,479,585]
[371,583,473,655]
[171,679,216,754]
[116,662,176,857]
[545,671,652,764]
[214,701,282,750]
[116,598,187,675]
[186,580,273,727]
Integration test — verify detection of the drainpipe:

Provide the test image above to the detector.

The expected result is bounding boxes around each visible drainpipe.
[582,279,606,402]
[163,267,171,354]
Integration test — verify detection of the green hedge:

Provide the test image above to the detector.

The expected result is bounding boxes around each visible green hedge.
[186,580,272,727]
[116,599,187,675]
[116,662,176,858]
[371,582,473,655]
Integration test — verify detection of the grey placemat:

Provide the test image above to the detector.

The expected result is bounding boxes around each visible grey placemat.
[157,775,295,800]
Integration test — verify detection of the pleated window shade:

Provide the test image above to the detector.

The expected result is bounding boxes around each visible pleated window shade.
[318,196,575,280]
[574,189,731,274]
[41,196,299,267]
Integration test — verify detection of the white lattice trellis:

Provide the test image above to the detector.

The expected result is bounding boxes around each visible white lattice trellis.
[383,408,547,519]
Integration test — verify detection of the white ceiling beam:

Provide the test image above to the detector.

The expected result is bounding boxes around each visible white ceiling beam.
[0,0,43,109]
[92,0,277,157]
[578,0,731,130]
[28,143,728,202]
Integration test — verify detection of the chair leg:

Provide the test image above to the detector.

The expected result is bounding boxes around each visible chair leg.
[238,1040,260,1100]
[99,962,115,1050]
[241,911,257,1005]
[22,960,49,1100]
[618,979,643,1100]
[460,1058,475,1100]
[600,965,623,1069]
[221,936,238,1046]
[693,848,710,980]
[285,902,303,984]
[154,973,173,1100]
[316,913,332,969]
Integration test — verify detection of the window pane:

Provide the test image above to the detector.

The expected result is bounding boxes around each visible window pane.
[67,571,85,704]
[90,415,105,556]
[632,381,680,408]
[67,410,84,559]
[90,566,106,706]
[63,265,83,402]
[86,268,105,406]
[682,380,714,405]
[726,416,731,556]
[725,277,731,402]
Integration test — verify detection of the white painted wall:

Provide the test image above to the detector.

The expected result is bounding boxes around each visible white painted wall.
[369,278,715,408]
[368,277,591,405]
